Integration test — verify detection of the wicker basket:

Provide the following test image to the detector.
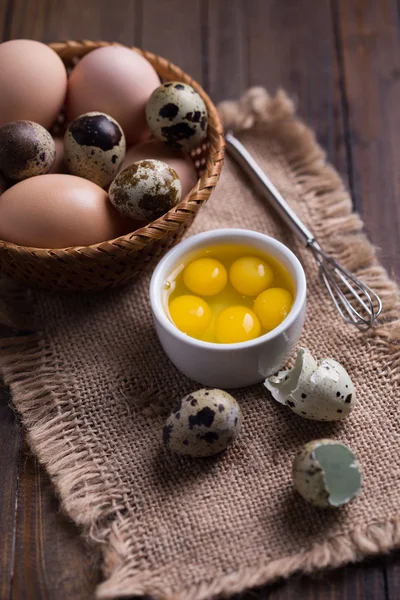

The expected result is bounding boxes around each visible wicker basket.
[0,40,225,292]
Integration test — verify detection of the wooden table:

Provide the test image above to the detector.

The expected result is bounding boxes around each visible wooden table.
[0,1,399,598]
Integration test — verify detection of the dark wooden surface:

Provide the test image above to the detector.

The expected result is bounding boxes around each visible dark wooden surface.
[0,0,399,598]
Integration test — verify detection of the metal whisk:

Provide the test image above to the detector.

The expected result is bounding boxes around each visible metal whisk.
[225,133,382,331]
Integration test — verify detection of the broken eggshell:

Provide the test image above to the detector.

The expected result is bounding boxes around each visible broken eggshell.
[292,439,363,508]
[264,348,355,421]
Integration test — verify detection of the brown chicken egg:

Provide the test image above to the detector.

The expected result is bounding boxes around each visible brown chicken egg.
[64,112,126,188]
[109,159,181,222]
[50,137,66,174]
[122,139,198,198]
[67,46,160,145]
[0,174,126,248]
[0,40,67,129]
[0,121,56,181]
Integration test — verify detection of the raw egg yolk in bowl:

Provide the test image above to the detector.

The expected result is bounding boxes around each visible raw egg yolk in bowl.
[163,244,295,344]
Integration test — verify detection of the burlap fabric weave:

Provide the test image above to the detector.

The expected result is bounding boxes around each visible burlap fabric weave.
[1,89,399,600]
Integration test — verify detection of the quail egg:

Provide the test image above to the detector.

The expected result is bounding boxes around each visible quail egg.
[121,139,198,198]
[0,120,55,181]
[64,112,126,188]
[264,348,355,421]
[109,159,181,222]
[146,82,208,151]
[163,389,243,457]
[292,439,363,508]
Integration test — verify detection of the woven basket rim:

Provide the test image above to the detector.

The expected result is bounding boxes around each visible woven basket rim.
[0,40,225,256]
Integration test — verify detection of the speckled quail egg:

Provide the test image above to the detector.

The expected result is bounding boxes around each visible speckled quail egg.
[0,120,55,181]
[109,159,181,222]
[264,348,355,421]
[64,112,126,188]
[292,439,363,508]
[146,82,208,151]
[163,389,243,457]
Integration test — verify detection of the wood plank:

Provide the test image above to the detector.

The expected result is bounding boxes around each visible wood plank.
[336,0,400,277]
[12,443,101,600]
[0,17,19,600]
[0,0,10,39]
[207,0,247,103]
[0,2,398,599]
[0,388,21,600]
[141,0,204,85]
[246,0,348,186]
[336,3,400,591]
[8,0,139,45]
[387,551,400,599]
[257,559,387,600]
[240,1,392,597]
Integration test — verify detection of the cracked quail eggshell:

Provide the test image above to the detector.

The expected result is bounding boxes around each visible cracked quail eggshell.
[292,439,362,508]
[265,349,355,421]
[265,349,318,406]
[0,120,56,181]
[65,112,126,188]
[146,82,208,151]
[163,389,243,457]
[109,159,181,222]
[288,356,355,421]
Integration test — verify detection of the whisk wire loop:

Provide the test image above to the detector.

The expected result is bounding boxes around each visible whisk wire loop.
[309,241,382,330]
[225,133,383,331]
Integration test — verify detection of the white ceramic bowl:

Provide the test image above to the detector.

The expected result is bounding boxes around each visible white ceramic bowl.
[150,229,306,388]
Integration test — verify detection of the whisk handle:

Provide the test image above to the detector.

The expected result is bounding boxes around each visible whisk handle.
[225,133,315,246]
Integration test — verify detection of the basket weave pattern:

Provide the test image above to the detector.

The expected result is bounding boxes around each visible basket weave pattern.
[0,40,225,291]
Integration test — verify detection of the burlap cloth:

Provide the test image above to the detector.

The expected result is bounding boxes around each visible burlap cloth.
[0,88,399,600]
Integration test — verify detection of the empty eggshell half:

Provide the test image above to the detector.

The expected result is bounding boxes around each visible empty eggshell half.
[292,439,363,508]
[264,348,355,421]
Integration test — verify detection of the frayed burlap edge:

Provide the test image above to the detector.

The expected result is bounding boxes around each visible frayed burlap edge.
[0,88,399,600]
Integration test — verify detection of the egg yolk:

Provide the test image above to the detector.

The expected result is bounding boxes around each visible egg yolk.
[183,258,227,296]
[254,288,293,331]
[169,295,212,336]
[229,256,274,296]
[215,306,261,343]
